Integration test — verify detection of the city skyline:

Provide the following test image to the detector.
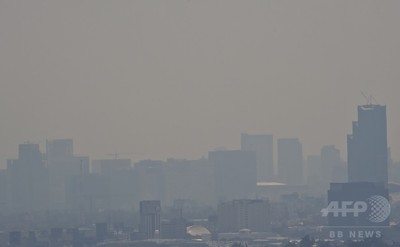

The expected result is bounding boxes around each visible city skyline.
[1,1,400,165]
[1,1,400,244]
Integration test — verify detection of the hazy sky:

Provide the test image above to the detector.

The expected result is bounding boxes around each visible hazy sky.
[1,1,400,165]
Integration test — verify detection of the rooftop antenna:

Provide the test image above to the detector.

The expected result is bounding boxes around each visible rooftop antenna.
[360,91,378,105]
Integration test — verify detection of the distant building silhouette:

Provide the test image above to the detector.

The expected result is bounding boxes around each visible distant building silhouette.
[217,199,270,233]
[164,158,215,206]
[241,134,274,182]
[321,145,346,186]
[347,105,388,185]
[46,139,89,209]
[305,154,321,186]
[139,200,161,239]
[134,160,165,202]
[277,138,303,185]
[7,143,48,212]
[209,150,257,202]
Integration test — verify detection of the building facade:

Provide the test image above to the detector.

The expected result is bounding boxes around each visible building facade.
[241,134,274,182]
[277,138,303,185]
[347,105,388,185]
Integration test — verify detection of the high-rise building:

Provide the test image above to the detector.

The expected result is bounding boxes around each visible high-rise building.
[241,134,274,182]
[347,105,388,185]
[46,139,89,209]
[277,138,303,185]
[164,158,215,206]
[7,143,48,212]
[306,154,321,186]
[139,200,161,239]
[217,199,270,233]
[209,150,257,202]
[134,160,165,202]
[321,145,346,186]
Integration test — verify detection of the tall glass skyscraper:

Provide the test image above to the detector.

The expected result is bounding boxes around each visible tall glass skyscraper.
[347,105,388,185]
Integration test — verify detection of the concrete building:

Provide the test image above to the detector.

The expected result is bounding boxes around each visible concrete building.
[347,105,388,185]
[139,200,161,239]
[7,143,48,212]
[217,199,270,233]
[277,138,303,185]
[164,158,215,206]
[161,218,187,239]
[46,139,89,209]
[209,150,257,202]
[134,160,165,202]
[321,145,346,187]
[305,155,321,186]
[241,134,274,182]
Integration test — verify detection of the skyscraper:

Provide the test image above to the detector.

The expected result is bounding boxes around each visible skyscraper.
[209,150,257,202]
[241,134,274,182]
[139,200,161,239]
[7,143,48,212]
[217,199,270,233]
[321,145,346,186]
[277,138,303,185]
[46,139,89,209]
[347,105,388,185]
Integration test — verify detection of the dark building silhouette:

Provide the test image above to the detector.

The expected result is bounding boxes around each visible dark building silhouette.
[306,154,321,186]
[217,199,270,233]
[241,134,274,182]
[95,223,108,242]
[321,145,346,186]
[164,158,215,206]
[347,105,388,185]
[209,150,257,202]
[139,200,161,239]
[134,160,165,202]
[9,231,21,246]
[161,218,187,239]
[46,139,89,209]
[7,143,48,212]
[277,138,303,185]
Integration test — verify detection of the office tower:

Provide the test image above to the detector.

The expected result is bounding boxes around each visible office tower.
[306,155,321,186]
[164,158,215,206]
[139,200,161,239]
[96,223,108,242]
[209,150,257,202]
[65,173,108,211]
[160,218,187,239]
[0,170,7,210]
[347,105,388,185]
[277,138,303,185]
[321,145,346,185]
[134,160,166,202]
[46,139,89,209]
[217,199,270,233]
[46,139,73,159]
[7,143,48,212]
[241,134,274,182]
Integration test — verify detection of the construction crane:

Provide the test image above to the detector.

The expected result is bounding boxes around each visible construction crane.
[361,91,378,105]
